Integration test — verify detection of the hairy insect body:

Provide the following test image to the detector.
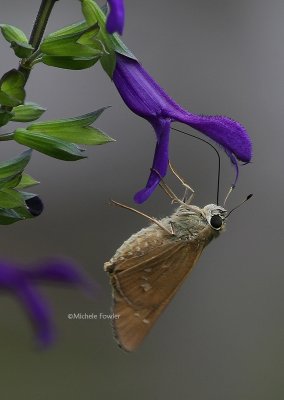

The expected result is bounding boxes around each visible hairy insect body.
[105,205,221,273]
[104,203,226,351]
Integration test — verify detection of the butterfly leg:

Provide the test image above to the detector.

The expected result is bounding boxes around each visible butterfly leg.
[158,181,184,205]
[168,161,195,204]
[183,190,194,205]
[169,221,176,235]
[110,200,175,236]
[150,168,185,206]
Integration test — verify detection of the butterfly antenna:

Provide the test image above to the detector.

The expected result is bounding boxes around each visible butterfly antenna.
[225,194,253,218]
[171,127,221,205]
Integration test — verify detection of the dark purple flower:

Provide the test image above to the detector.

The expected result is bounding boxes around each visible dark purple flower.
[25,195,44,217]
[113,53,252,203]
[0,260,93,347]
[106,0,125,35]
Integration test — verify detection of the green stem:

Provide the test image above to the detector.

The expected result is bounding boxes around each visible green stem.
[19,0,59,82]
[25,49,42,66]
[0,0,58,114]
[30,0,58,49]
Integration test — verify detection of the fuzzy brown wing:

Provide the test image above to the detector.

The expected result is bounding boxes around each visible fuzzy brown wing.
[109,239,206,352]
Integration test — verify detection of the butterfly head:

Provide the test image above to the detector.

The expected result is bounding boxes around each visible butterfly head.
[202,204,227,231]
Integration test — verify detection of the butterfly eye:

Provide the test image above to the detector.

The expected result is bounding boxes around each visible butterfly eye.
[210,214,223,230]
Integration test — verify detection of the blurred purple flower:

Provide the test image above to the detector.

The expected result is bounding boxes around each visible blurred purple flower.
[0,260,92,347]
[113,53,252,203]
[106,0,125,35]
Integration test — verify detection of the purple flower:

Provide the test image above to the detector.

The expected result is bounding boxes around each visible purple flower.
[113,53,252,203]
[106,0,125,35]
[0,259,93,347]
[25,195,44,216]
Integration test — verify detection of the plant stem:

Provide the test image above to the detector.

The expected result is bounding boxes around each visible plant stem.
[0,0,58,114]
[19,0,59,82]
[30,0,58,49]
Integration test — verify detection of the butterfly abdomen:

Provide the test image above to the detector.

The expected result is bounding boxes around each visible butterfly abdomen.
[104,218,174,272]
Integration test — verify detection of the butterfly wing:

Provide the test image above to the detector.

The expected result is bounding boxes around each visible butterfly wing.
[108,239,206,351]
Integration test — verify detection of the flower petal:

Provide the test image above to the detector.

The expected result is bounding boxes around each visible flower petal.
[134,119,171,203]
[0,262,54,346]
[16,282,54,346]
[106,0,125,35]
[170,109,252,163]
[0,262,20,286]
[113,54,167,118]
[0,259,95,346]
[26,259,95,296]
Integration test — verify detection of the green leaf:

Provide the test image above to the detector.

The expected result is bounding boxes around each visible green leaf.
[0,197,39,225]
[41,40,100,58]
[0,90,17,107]
[77,25,100,46]
[100,51,116,77]
[0,109,13,127]
[42,55,100,70]
[25,108,114,144]
[0,208,22,225]
[81,0,98,26]
[0,25,34,59]
[41,24,101,58]
[0,24,28,44]
[28,126,113,145]
[0,172,39,190]
[80,0,136,77]
[0,69,25,106]
[111,32,136,60]
[16,173,39,189]
[0,149,32,179]
[0,172,38,190]
[11,41,34,58]
[14,129,86,161]
[0,186,41,225]
[81,0,135,58]
[41,20,106,70]
[46,21,88,39]
[11,102,46,122]
[28,108,108,130]
[0,173,22,190]
[0,188,26,208]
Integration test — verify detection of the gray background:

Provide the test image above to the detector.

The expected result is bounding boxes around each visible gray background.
[0,0,283,399]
